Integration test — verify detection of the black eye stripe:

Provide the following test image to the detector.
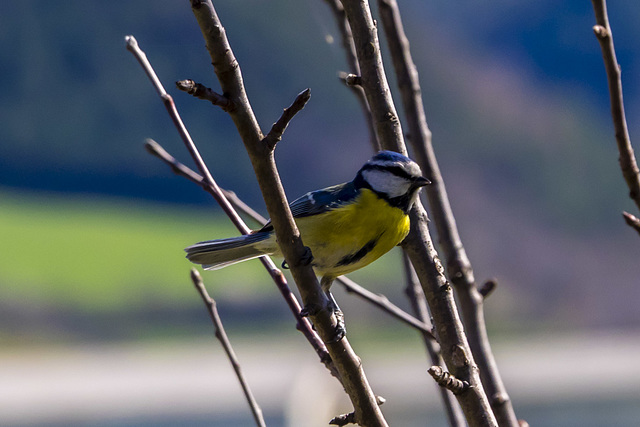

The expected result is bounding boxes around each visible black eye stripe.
[362,164,416,181]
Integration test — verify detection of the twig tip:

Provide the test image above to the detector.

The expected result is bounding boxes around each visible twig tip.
[124,35,138,51]
[622,211,640,235]
[479,279,497,299]
[190,267,202,284]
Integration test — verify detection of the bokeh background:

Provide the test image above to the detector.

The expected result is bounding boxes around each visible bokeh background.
[2,1,640,426]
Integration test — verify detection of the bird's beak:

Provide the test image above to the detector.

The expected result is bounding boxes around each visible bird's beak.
[413,176,431,187]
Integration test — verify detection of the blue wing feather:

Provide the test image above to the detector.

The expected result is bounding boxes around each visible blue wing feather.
[260,181,358,232]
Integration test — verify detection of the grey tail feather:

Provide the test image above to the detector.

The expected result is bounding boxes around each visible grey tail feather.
[185,231,272,270]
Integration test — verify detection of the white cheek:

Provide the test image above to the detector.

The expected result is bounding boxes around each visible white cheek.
[362,170,411,198]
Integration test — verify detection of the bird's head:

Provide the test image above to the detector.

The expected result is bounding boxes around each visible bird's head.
[354,150,430,212]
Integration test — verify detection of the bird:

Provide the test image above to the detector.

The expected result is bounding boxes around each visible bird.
[185,150,429,340]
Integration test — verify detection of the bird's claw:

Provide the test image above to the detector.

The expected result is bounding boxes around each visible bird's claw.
[300,302,321,318]
[300,298,346,343]
[327,308,346,343]
[300,246,314,266]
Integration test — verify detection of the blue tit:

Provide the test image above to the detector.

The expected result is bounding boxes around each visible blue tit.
[185,150,429,338]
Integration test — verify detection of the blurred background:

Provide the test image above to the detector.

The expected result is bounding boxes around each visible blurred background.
[2,0,640,425]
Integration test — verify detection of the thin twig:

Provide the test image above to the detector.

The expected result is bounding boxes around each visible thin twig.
[591,0,640,215]
[376,0,515,424]
[337,276,435,338]
[145,138,266,227]
[125,35,247,232]
[126,36,334,377]
[338,0,497,424]
[189,2,388,424]
[263,88,311,149]
[190,268,266,427]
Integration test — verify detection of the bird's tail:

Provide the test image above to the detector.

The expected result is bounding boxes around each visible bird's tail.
[185,231,274,270]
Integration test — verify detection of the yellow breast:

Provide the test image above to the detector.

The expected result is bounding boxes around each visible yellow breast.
[295,188,410,279]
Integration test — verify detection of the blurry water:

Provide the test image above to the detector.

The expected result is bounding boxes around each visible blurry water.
[21,398,640,427]
[4,333,640,427]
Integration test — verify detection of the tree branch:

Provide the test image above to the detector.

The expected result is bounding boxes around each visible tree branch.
[188,2,388,424]
[376,0,517,425]
[338,0,497,424]
[190,269,266,427]
[403,253,466,427]
[591,0,640,215]
[338,0,404,156]
[126,37,335,377]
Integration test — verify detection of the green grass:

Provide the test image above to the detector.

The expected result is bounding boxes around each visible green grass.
[0,189,271,311]
[0,188,409,317]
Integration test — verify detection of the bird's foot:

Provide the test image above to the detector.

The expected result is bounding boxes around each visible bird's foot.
[300,301,321,318]
[300,295,346,343]
[327,307,346,343]
[325,292,346,343]
[300,246,314,266]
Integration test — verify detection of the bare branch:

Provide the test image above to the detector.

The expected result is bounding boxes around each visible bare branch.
[127,37,335,377]
[125,35,247,232]
[175,79,233,111]
[189,2,388,424]
[591,0,640,213]
[428,366,470,396]
[190,268,266,427]
[263,88,311,150]
[338,0,497,424]
[376,0,516,424]
[338,0,405,155]
[403,254,466,427]
[145,138,267,226]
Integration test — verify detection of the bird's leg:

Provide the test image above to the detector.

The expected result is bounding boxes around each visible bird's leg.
[325,289,346,343]
[299,276,346,342]
[321,276,345,342]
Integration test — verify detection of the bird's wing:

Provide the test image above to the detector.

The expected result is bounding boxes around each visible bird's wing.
[259,181,357,232]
